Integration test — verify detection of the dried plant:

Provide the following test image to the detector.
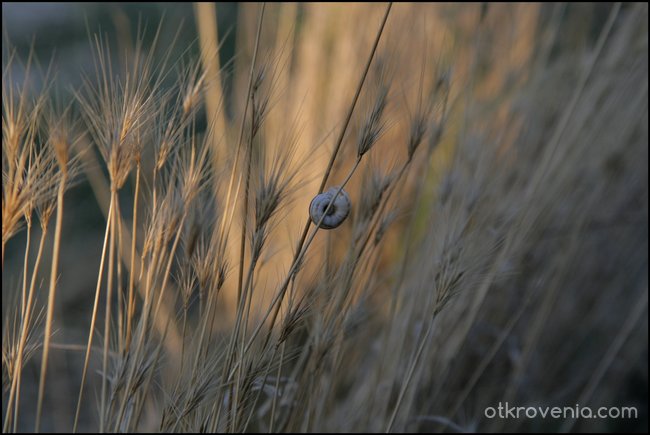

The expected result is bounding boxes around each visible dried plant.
[1,2,647,433]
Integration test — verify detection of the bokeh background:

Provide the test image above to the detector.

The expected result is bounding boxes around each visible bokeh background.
[2,3,648,433]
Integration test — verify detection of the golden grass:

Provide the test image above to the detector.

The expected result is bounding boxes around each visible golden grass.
[2,2,647,433]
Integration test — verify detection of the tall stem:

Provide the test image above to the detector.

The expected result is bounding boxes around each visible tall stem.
[35,175,66,432]
[125,161,141,352]
[385,317,435,432]
[115,197,124,354]
[73,199,114,433]
[21,219,32,317]
[4,223,48,433]
[236,4,265,304]
[210,4,266,431]
[100,189,118,432]
[242,158,361,360]
[241,2,393,359]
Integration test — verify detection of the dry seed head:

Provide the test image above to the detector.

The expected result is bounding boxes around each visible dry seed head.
[375,208,399,246]
[357,85,389,157]
[45,105,81,177]
[2,301,44,386]
[180,60,208,117]
[29,158,57,217]
[177,265,197,308]
[175,141,213,206]
[2,48,49,164]
[215,260,228,293]
[191,236,214,292]
[142,185,182,258]
[2,65,53,242]
[2,142,58,244]
[254,177,283,231]
[251,66,271,139]
[154,116,179,172]
[36,197,56,231]
[253,127,301,232]
[407,113,428,161]
[76,32,162,190]
[358,165,391,224]
[254,162,295,232]
[280,302,310,344]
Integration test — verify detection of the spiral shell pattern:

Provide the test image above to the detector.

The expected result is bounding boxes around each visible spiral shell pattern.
[309,187,351,229]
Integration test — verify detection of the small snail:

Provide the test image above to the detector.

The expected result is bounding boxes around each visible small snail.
[309,186,351,229]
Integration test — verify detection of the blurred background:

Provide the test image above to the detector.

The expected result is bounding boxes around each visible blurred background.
[2,2,648,433]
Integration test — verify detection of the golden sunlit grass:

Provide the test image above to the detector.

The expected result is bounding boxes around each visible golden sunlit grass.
[2,2,648,433]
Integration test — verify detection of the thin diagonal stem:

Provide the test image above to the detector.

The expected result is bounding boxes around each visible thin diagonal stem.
[386,316,436,432]
[4,222,48,433]
[241,1,393,361]
[72,197,112,432]
[125,161,141,353]
[35,175,66,433]
[99,190,118,432]
[211,4,266,431]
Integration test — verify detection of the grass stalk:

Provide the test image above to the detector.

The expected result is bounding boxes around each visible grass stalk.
[35,174,67,432]
[125,161,141,352]
[385,316,436,433]
[245,2,393,356]
[99,190,118,432]
[73,198,114,433]
[4,222,49,432]
[20,217,32,318]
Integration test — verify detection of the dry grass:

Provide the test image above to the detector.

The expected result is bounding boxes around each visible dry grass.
[2,2,648,433]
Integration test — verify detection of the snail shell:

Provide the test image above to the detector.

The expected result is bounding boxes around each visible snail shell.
[309,187,351,229]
